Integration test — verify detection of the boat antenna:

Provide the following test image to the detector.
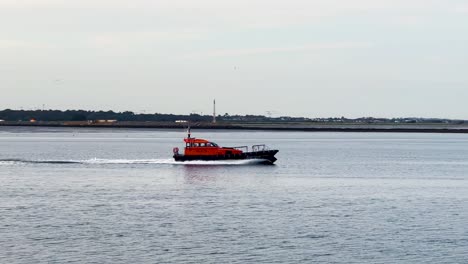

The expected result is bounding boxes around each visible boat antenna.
[187,125,191,138]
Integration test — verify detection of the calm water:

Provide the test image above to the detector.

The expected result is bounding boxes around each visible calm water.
[1,127,468,263]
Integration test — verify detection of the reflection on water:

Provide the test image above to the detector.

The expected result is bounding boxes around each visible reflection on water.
[182,165,221,183]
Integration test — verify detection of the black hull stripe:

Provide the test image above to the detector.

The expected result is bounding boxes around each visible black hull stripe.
[174,150,278,163]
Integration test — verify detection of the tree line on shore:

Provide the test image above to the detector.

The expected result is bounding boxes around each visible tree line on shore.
[0,109,212,122]
[0,109,465,124]
[0,109,281,122]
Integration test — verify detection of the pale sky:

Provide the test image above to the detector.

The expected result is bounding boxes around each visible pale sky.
[1,0,467,118]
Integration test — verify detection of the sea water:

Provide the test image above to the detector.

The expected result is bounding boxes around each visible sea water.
[1,127,468,263]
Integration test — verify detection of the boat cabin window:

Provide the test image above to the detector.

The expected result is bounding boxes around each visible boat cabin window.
[187,142,217,147]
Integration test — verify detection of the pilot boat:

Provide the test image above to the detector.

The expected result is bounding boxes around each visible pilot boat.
[172,129,278,164]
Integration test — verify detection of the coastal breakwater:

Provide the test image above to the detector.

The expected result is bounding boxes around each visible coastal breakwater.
[2,121,468,133]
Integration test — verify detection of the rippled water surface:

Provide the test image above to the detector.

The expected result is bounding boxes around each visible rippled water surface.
[1,127,468,263]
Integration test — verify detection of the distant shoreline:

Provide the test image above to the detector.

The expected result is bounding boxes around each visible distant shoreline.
[2,121,468,134]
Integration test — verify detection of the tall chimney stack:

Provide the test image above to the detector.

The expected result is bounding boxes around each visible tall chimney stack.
[213,99,216,123]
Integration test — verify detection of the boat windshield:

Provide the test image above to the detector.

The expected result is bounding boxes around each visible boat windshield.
[208,142,218,147]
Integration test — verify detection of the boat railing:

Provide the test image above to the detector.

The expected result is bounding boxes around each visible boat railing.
[232,144,270,152]
[251,144,269,152]
[233,146,248,152]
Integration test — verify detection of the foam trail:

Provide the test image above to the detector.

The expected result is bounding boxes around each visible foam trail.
[83,158,175,164]
[0,158,268,166]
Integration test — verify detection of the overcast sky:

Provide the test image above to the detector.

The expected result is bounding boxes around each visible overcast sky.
[1,0,467,118]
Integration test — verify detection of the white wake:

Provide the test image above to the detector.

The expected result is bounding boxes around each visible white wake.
[0,158,269,166]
